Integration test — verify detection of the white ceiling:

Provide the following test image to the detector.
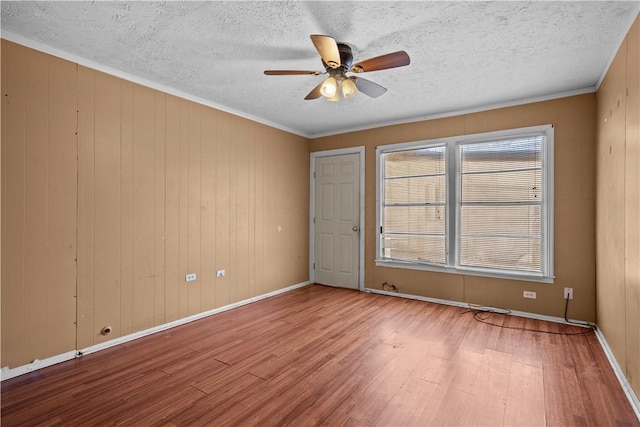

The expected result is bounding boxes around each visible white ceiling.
[2,1,639,138]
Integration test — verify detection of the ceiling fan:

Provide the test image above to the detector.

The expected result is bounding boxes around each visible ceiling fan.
[264,35,410,102]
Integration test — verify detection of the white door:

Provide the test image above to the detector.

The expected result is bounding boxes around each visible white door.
[314,153,360,289]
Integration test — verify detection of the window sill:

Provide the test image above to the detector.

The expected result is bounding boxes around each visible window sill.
[375,259,554,284]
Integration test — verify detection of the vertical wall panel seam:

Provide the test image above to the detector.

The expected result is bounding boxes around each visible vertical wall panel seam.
[89,70,95,345]
[119,79,123,337]
[130,85,135,330]
[41,50,50,359]
[131,85,135,329]
[177,100,180,313]
[122,81,126,332]
[251,128,254,295]
[234,121,238,302]
[177,100,180,314]
[183,101,185,312]
[153,91,157,323]
[625,35,630,377]
[197,107,201,308]
[118,79,122,339]
[20,46,27,363]
[153,94,157,323]
[163,94,167,323]
[155,91,163,324]
[199,109,202,305]
[89,69,95,346]
[178,99,181,313]
[128,83,132,330]
[158,93,162,323]
[234,124,237,297]
[91,71,96,344]
[188,104,191,299]
[185,103,189,293]
[215,113,218,302]
[74,63,79,351]
[180,101,183,312]
[251,126,255,296]
[163,96,168,323]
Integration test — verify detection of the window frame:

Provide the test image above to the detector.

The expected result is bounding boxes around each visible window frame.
[376,124,554,283]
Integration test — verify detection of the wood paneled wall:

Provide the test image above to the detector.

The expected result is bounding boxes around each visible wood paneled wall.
[1,40,310,368]
[311,95,597,322]
[1,42,78,368]
[596,14,640,399]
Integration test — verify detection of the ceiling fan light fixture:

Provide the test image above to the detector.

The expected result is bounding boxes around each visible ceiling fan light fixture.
[264,35,410,102]
[320,76,338,98]
[341,78,358,99]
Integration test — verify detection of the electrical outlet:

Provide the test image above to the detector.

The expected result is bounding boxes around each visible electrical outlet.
[523,290,537,299]
[564,287,574,300]
[216,269,225,278]
[185,273,196,282]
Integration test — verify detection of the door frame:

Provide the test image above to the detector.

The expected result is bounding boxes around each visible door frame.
[309,147,365,291]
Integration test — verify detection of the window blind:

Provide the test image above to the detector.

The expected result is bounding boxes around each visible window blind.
[458,136,544,272]
[382,146,446,264]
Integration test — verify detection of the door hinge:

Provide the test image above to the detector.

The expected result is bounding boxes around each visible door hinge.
[380,226,383,233]
[313,217,316,224]
[313,171,316,179]
[313,262,315,269]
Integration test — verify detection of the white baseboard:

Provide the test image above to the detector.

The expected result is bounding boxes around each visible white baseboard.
[0,351,77,381]
[1,281,310,382]
[594,327,640,422]
[365,287,593,327]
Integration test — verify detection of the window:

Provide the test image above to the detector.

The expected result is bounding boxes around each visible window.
[376,125,554,283]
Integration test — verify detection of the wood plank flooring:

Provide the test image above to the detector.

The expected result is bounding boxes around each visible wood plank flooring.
[2,284,638,426]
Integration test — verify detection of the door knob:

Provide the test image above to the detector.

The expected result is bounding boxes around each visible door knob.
[352,226,360,232]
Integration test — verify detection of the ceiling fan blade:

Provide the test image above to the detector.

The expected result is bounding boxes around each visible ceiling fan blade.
[352,51,410,73]
[264,70,321,76]
[310,35,341,69]
[304,81,324,100]
[352,77,387,98]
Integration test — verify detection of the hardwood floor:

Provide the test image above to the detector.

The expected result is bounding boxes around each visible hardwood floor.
[2,284,638,426]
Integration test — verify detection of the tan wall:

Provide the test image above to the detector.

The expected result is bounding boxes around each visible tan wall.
[1,40,310,368]
[1,41,78,367]
[596,15,640,398]
[311,94,597,322]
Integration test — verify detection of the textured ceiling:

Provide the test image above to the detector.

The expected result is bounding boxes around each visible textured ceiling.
[2,1,638,137]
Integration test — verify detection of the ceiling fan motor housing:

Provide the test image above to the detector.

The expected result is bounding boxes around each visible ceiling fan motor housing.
[323,43,354,75]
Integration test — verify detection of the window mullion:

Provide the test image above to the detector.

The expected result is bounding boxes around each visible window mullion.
[446,141,458,267]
